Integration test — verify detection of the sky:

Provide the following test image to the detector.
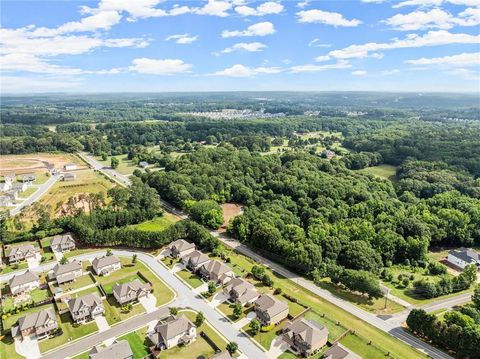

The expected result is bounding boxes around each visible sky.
[1,0,479,93]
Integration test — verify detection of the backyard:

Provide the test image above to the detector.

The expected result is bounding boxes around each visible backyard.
[117,327,150,359]
[176,269,204,289]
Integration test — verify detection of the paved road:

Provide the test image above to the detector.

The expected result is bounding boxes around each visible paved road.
[78,152,131,187]
[10,174,61,216]
[1,250,267,359]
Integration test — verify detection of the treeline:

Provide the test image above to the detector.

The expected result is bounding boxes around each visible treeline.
[0,131,83,154]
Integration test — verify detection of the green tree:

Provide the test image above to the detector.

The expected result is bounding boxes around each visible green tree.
[195,311,205,327]
[189,200,224,229]
[111,157,119,169]
[473,284,480,310]
[169,307,178,316]
[59,256,68,265]
[233,303,243,319]
[106,248,113,256]
[226,342,238,354]
[208,281,216,295]
[249,318,261,335]
[132,254,137,264]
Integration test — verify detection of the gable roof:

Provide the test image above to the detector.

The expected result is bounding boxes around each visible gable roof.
[201,260,232,277]
[284,318,328,347]
[89,340,133,359]
[113,279,151,298]
[6,244,37,257]
[18,308,57,332]
[53,260,81,276]
[92,255,120,269]
[68,293,103,313]
[255,294,289,317]
[155,315,195,341]
[324,343,360,359]
[51,234,75,247]
[169,239,195,253]
[225,277,259,303]
[9,270,39,288]
[449,248,480,264]
[184,250,210,266]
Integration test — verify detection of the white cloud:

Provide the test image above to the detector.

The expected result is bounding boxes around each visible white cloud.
[361,0,387,3]
[221,22,275,37]
[381,69,400,75]
[235,2,284,16]
[324,30,480,59]
[308,38,331,47]
[384,7,480,30]
[1,75,82,93]
[214,64,281,76]
[217,42,267,54]
[393,0,480,8]
[129,58,193,75]
[194,0,233,17]
[352,70,367,75]
[289,60,352,73]
[297,1,310,8]
[297,9,361,26]
[166,34,198,44]
[315,55,331,62]
[405,52,480,66]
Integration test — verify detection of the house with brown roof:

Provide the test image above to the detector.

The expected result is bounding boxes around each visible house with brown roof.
[92,255,121,276]
[223,277,259,306]
[5,244,39,263]
[168,239,196,258]
[148,315,196,350]
[51,234,76,252]
[52,260,82,285]
[182,250,211,272]
[198,260,235,285]
[9,270,40,295]
[113,279,152,305]
[254,294,289,326]
[68,293,105,323]
[324,343,361,359]
[89,340,133,359]
[11,308,58,340]
[283,318,329,357]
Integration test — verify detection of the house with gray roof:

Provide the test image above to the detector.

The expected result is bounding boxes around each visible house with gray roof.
[68,293,105,323]
[11,308,58,340]
[211,352,233,359]
[89,340,133,359]
[9,270,40,295]
[0,195,13,207]
[168,239,195,258]
[51,234,76,252]
[182,250,211,272]
[199,260,235,285]
[223,277,259,306]
[254,294,289,326]
[52,260,82,285]
[447,248,480,269]
[324,343,361,359]
[22,173,36,183]
[92,255,121,276]
[113,279,151,305]
[148,315,196,350]
[5,244,39,263]
[283,318,329,357]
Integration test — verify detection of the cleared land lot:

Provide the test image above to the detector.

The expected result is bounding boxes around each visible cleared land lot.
[128,213,179,231]
[360,164,397,182]
[94,154,138,175]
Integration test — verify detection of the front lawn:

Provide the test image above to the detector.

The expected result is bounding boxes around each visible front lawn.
[0,335,24,359]
[216,301,250,322]
[117,327,150,359]
[64,248,102,259]
[1,261,29,274]
[39,312,98,353]
[242,320,286,350]
[103,296,145,325]
[176,269,204,288]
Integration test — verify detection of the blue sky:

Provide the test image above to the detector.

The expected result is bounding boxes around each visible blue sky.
[1,0,479,93]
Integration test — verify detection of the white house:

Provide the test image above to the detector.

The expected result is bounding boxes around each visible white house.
[64,163,78,171]
[148,315,196,350]
[9,270,40,295]
[447,248,480,269]
[92,255,121,276]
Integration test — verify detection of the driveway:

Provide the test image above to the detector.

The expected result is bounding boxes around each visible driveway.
[266,336,290,359]
[53,251,64,262]
[234,311,256,330]
[172,262,185,273]
[139,294,157,313]
[193,282,208,294]
[211,292,227,308]
[95,315,110,332]
[15,335,41,359]
[27,254,42,269]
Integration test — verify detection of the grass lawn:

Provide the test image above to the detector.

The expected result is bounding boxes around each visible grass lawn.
[0,335,24,359]
[359,164,397,182]
[56,286,103,312]
[52,273,96,293]
[242,320,286,350]
[129,213,178,232]
[304,310,348,342]
[161,256,178,269]
[95,258,174,307]
[2,303,55,331]
[40,237,51,248]
[0,284,51,310]
[317,278,405,315]
[176,269,204,289]
[216,301,249,322]
[71,353,89,359]
[94,154,137,175]
[158,310,227,359]
[64,248,102,259]
[101,273,145,295]
[39,312,98,353]
[18,187,38,198]
[223,250,428,359]
[340,333,388,359]
[103,296,145,325]
[117,327,150,359]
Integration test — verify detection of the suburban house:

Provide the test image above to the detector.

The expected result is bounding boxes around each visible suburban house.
[4,173,16,183]
[9,270,40,295]
[68,293,105,323]
[148,315,197,350]
[6,190,19,200]
[198,260,235,285]
[321,150,336,159]
[11,308,58,340]
[11,182,28,193]
[139,161,149,168]
[282,318,329,357]
[324,343,361,359]
[211,352,233,359]
[52,260,83,285]
[89,340,133,359]
[113,279,152,305]
[0,195,13,207]
[64,163,77,171]
[254,294,289,326]
[51,234,76,252]
[92,255,121,276]
[182,250,211,272]
[447,248,480,269]
[223,277,260,306]
[22,173,36,183]
[0,182,12,192]
[168,239,196,258]
[63,173,76,181]
[5,244,39,263]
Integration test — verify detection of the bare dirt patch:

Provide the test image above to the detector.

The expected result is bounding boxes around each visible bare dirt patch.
[0,153,86,175]
[219,203,244,233]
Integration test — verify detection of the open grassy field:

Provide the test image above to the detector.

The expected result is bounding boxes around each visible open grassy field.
[0,153,86,176]
[360,164,397,182]
[128,213,179,231]
[94,154,138,175]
